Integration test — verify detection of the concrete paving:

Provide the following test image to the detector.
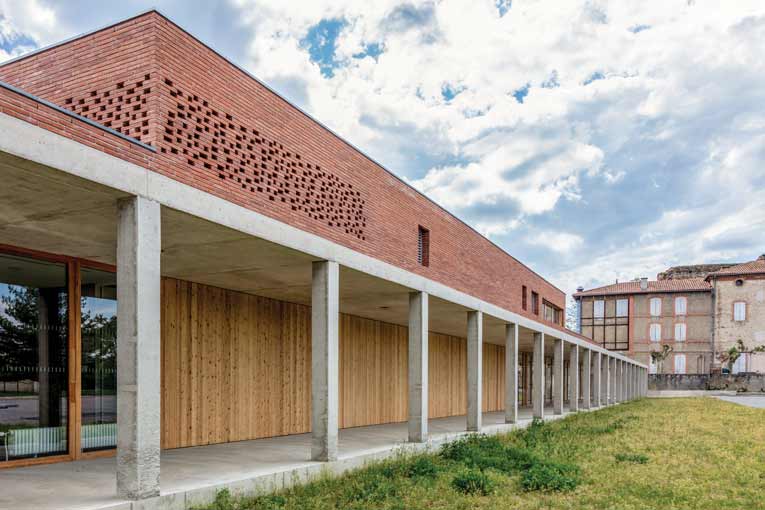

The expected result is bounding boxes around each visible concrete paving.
[715,395,765,409]
[0,406,592,510]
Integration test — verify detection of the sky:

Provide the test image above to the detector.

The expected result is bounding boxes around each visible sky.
[1,0,764,304]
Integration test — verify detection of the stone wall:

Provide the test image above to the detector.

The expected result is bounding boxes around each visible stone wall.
[649,373,765,392]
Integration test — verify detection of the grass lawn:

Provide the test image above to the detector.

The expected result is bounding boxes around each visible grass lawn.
[200,398,765,510]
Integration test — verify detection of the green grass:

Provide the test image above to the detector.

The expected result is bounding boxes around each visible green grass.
[195,398,765,510]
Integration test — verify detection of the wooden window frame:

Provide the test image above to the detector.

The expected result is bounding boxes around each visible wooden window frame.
[0,244,115,469]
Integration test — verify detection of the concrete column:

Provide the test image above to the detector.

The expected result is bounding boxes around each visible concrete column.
[532,332,545,419]
[467,311,483,431]
[622,361,628,401]
[615,360,621,403]
[593,352,602,407]
[408,291,428,443]
[116,196,161,500]
[569,345,579,412]
[552,338,564,415]
[610,358,617,404]
[606,358,611,404]
[601,355,609,405]
[311,260,339,461]
[505,323,518,423]
[581,349,591,409]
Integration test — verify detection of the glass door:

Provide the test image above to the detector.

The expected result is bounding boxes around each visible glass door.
[80,267,117,452]
[0,253,69,462]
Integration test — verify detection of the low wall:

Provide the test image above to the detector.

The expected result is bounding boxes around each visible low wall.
[649,374,765,392]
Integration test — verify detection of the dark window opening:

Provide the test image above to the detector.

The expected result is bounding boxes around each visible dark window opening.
[531,291,539,315]
[522,285,527,311]
[417,226,430,267]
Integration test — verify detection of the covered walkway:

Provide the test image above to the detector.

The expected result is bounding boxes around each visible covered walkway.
[0,408,583,510]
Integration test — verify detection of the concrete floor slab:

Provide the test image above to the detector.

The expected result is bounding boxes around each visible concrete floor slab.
[0,406,592,510]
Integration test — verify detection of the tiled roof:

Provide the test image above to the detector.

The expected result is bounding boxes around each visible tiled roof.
[707,255,765,278]
[573,278,711,298]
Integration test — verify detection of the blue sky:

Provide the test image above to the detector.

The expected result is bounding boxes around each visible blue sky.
[1,0,764,303]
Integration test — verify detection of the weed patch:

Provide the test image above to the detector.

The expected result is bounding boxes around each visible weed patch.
[451,468,495,495]
[615,452,649,464]
[520,461,581,492]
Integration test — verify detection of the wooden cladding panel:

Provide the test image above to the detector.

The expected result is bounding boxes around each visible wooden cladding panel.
[161,279,312,449]
[161,278,506,449]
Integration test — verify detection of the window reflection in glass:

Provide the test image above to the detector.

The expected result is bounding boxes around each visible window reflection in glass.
[0,254,68,462]
[80,267,117,452]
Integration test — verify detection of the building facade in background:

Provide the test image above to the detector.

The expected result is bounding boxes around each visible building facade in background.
[574,255,765,375]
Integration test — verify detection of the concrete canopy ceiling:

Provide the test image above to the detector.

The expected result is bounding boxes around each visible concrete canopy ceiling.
[0,149,570,347]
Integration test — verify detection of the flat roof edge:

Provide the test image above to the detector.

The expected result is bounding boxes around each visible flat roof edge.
[0,8,566,298]
[0,80,157,152]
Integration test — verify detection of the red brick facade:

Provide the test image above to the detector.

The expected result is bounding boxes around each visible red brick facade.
[0,11,565,323]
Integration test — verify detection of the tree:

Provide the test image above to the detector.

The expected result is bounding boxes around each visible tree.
[717,339,765,373]
[565,296,579,332]
[650,344,673,374]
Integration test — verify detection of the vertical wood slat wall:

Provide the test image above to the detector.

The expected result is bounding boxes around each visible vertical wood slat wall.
[161,277,506,450]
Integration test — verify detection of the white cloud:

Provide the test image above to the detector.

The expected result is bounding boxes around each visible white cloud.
[0,0,63,48]
[3,0,765,299]
[529,231,584,254]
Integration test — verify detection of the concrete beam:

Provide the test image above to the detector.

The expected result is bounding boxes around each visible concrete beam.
[553,338,564,415]
[569,345,579,412]
[582,349,591,410]
[532,332,545,419]
[505,323,518,424]
[467,311,483,431]
[0,113,646,370]
[408,291,428,443]
[311,260,339,461]
[116,196,161,500]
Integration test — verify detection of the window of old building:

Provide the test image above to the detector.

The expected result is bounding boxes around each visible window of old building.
[733,301,746,321]
[674,296,687,316]
[650,323,661,342]
[616,298,628,317]
[674,354,686,374]
[594,299,605,318]
[650,297,662,317]
[674,323,686,342]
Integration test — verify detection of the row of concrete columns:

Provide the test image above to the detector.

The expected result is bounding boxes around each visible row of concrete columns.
[114,195,649,500]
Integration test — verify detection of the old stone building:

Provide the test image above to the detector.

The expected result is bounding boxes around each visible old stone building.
[574,255,765,375]
[708,255,765,373]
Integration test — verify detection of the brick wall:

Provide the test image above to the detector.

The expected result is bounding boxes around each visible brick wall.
[0,11,567,324]
[631,292,713,374]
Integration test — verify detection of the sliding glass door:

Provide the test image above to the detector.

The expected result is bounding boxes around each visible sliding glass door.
[80,267,117,452]
[0,253,69,462]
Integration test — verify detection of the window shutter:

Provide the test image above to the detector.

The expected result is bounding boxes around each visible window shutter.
[650,323,661,342]
[674,323,686,342]
[734,302,746,321]
[674,354,686,374]
[675,297,686,316]
[650,298,661,317]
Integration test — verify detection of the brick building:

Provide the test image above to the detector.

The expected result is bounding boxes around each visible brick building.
[0,10,645,509]
[574,255,765,375]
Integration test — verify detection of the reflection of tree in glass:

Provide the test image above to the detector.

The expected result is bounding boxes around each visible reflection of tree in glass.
[0,286,67,380]
[81,299,117,394]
